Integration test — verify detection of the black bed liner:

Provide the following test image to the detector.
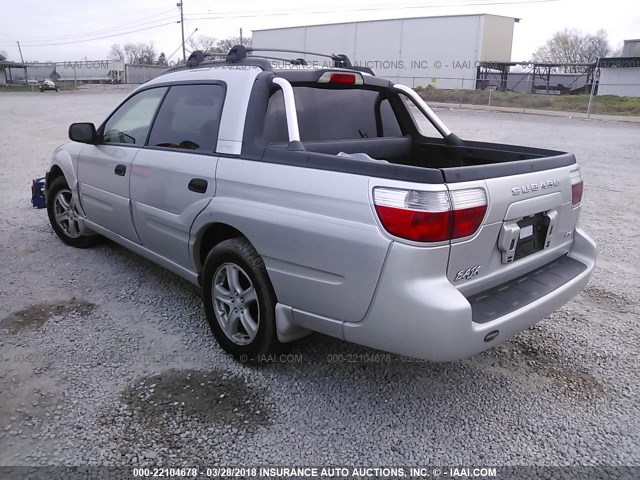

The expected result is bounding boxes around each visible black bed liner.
[241,71,577,184]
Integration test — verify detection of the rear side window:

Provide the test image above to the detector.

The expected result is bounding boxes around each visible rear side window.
[264,87,402,143]
[148,84,225,152]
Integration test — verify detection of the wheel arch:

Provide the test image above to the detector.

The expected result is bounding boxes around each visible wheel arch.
[46,150,78,193]
[46,164,64,189]
[193,222,253,274]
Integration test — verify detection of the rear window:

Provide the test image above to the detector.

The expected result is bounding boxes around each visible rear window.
[264,86,402,143]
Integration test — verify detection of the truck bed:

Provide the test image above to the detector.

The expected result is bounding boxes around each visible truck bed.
[263,136,576,183]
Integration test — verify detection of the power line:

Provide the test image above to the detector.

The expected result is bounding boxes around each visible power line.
[184,0,559,20]
[7,15,177,42]
[0,7,176,33]
[14,22,179,47]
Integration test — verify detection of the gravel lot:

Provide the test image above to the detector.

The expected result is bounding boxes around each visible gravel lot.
[1,86,639,469]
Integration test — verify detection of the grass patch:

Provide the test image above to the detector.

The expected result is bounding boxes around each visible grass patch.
[416,86,640,116]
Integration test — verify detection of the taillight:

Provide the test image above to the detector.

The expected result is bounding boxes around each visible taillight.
[570,169,583,206]
[373,187,487,243]
[318,71,364,85]
[450,189,488,238]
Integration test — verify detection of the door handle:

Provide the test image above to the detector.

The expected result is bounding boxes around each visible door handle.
[114,164,126,176]
[188,178,208,194]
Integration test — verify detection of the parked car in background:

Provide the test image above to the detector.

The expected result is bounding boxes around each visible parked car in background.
[40,79,59,92]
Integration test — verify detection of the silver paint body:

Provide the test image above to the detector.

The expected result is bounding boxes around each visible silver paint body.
[47,65,596,360]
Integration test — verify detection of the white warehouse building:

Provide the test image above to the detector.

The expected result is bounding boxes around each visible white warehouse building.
[597,39,640,97]
[252,14,518,89]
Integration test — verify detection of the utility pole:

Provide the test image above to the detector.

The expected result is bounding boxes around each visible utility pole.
[177,1,185,63]
[240,28,243,45]
[587,59,600,119]
[16,41,27,86]
[16,41,25,63]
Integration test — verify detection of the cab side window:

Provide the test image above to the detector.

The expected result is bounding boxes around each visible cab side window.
[102,87,167,145]
[147,84,225,152]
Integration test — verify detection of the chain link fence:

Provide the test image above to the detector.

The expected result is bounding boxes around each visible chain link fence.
[5,61,639,118]
[123,64,167,84]
[5,61,168,87]
[398,76,640,118]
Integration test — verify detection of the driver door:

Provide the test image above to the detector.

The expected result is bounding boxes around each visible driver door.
[77,87,167,242]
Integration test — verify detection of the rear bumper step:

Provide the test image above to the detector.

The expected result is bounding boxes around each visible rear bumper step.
[467,255,587,324]
[341,228,596,361]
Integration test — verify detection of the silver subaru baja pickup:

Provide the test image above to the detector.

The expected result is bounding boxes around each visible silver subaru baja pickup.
[45,46,596,361]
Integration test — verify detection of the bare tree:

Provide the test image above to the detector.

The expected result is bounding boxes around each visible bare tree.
[216,36,252,52]
[123,42,157,65]
[188,35,219,53]
[610,42,624,57]
[0,49,8,60]
[532,29,613,72]
[187,35,252,54]
[109,44,125,62]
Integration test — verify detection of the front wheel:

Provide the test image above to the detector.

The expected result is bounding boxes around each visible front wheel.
[202,238,282,360]
[46,176,97,248]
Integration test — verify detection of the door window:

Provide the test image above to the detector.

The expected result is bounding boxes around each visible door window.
[147,84,225,152]
[102,87,167,145]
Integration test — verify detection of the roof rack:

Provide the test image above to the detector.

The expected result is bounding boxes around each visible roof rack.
[176,45,374,75]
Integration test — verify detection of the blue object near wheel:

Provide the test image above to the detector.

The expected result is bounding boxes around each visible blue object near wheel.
[31,177,46,209]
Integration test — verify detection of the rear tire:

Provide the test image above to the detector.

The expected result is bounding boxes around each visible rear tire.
[46,176,97,248]
[202,238,282,360]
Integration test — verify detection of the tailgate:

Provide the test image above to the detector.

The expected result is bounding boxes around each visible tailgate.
[446,164,582,295]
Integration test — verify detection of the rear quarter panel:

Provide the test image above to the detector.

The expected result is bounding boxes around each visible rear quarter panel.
[194,157,391,323]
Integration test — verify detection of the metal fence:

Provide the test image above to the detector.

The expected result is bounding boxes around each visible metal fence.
[6,60,124,86]
[395,76,640,118]
[124,64,167,84]
[5,61,168,86]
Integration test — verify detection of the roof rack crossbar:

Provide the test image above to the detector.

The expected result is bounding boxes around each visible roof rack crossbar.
[166,45,372,76]
[249,47,351,67]
[186,45,353,68]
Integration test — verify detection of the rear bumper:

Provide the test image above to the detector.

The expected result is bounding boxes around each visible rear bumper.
[342,228,596,361]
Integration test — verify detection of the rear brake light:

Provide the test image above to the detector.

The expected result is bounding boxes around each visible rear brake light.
[570,169,583,205]
[318,71,364,85]
[450,189,488,238]
[373,187,487,243]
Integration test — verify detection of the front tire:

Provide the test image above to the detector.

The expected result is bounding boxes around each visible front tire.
[46,176,96,248]
[202,238,282,360]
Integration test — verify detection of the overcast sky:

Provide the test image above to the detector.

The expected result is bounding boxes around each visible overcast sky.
[0,0,638,63]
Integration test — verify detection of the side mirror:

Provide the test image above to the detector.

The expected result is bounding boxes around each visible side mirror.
[68,123,97,144]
